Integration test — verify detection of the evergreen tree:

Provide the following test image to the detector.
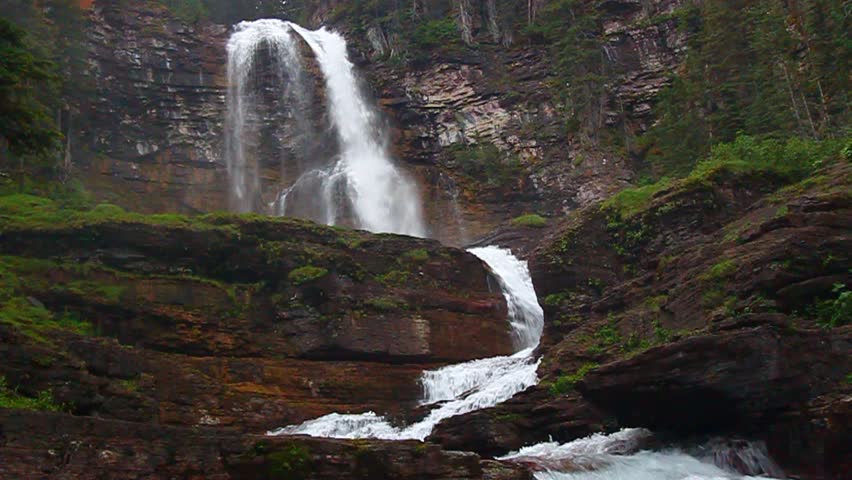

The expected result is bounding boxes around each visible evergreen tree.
[0,17,60,160]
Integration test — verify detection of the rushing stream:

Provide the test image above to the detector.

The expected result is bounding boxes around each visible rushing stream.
[499,429,786,480]
[268,246,544,440]
[231,19,788,479]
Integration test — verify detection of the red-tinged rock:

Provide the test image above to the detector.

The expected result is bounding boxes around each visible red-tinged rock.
[0,411,533,480]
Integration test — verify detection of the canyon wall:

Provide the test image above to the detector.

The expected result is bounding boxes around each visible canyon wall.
[70,0,692,243]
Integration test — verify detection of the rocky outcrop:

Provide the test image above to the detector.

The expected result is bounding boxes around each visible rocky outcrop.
[0,411,531,480]
[426,162,852,479]
[0,202,513,431]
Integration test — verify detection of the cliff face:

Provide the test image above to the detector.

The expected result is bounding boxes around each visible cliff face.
[70,0,691,244]
[74,1,230,214]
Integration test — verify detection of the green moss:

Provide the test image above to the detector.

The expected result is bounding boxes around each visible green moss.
[644,295,668,313]
[60,281,125,303]
[549,363,600,395]
[0,376,65,412]
[403,248,430,262]
[118,377,140,393]
[377,269,409,286]
[594,320,621,346]
[494,413,523,422]
[601,179,672,219]
[364,297,406,311]
[267,444,311,480]
[511,214,548,228]
[543,292,568,306]
[702,259,737,281]
[288,266,329,286]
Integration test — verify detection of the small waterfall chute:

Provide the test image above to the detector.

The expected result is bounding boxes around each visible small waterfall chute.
[268,246,544,440]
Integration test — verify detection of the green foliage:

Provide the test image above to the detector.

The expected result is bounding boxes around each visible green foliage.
[0,257,97,342]
[158,0,209,23]
[377,269,409,286]
[409,17,458,51]
[594,320,621,347]
[403,248,430,262]
[0,376,64,411]
[450,143,522,188]
[267,444,311,479]
[543,292,567,307]
[364,297,406,311]
[0,17,61,160]
[641,1,850,176]
[288,266,329,286]
[812,283,851,329]
[549,363,599,395]
[601,179,672,219]
[511,214,547,228]
[703,259,737,281]
[604,136,847,221]
[522,0,617,143]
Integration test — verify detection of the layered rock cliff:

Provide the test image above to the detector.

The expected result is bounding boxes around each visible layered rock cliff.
[70,0,693,244]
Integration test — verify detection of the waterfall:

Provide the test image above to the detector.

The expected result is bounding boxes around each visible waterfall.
[268,245,544,440]
[499,430,787,479]
[225,19,304,213]
[224,19,425,236]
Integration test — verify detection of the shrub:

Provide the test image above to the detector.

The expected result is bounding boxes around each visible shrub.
[702,259,737,281]
[813,283,851,328]
[549,363,599,395]
[511,214,548,228]
[403,249,429,262]
[288,266,329,286]
[0,376,64,411]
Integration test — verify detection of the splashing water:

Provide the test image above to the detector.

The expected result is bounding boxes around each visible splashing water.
[226,19,304,212]
[225,19,425,236]
[268,246,543,440]
[499,430,788,480]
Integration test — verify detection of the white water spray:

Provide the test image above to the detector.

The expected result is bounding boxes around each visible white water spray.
[268,246,543,440]
[226,19,303,212]
[225,19,424,236]
[499,430,787,480]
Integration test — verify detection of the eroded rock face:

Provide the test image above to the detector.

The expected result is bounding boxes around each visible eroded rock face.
[76,0,230,213]
[0,214,512,429]
[70,0,694,245]
[426,163,852,479]
[0,411,532,480]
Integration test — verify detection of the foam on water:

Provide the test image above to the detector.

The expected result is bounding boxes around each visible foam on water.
[499,430,787,480]
[268,246,543,440]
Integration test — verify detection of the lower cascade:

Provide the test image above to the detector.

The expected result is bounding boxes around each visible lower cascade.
[268,246,544,440]
[500,429,787,480]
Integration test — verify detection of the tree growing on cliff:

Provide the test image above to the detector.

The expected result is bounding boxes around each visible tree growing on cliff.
[0,17,61,186]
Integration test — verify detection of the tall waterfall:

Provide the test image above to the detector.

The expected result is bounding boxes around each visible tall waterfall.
[268,245,544,440]
[225,20,425,236]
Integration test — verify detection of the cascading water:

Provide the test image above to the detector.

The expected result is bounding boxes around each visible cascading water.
[224,19,425,236]
[233,20,790,480]
[268,246,544,440]
[226,19,305,213]
[499,429,787,480]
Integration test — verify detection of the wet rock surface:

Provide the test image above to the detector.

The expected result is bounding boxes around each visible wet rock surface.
[0,213,513,433]
[428,163,852,479]
[0,411,532,480]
